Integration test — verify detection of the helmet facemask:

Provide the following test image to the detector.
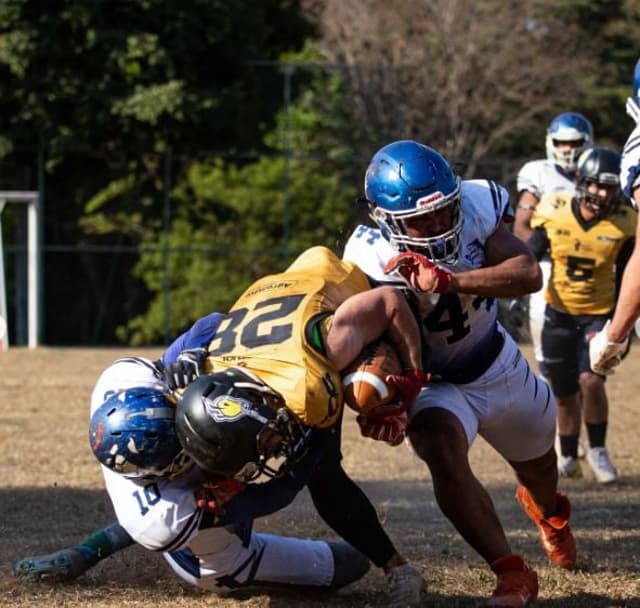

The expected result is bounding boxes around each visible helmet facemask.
[369,178,463,264]
[235,406,309,483]
[546,139,587,172]
[575,179,622,218]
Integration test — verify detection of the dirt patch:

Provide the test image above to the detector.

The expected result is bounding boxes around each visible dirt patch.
[1,345,640,607]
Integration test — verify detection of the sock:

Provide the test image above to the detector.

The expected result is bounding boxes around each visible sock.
[75,523,134,566]
[586,422,607,449]
[559,434,579,458]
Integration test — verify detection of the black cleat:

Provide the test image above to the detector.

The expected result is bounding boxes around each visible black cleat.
[13,548,91,583]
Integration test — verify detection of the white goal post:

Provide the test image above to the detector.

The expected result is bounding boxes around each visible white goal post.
[0,191,41,349]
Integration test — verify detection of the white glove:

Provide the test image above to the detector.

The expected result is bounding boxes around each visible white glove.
[589,320,629,376]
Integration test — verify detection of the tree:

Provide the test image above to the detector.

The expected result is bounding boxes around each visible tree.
[0,0,313,343]
[306,0,601,181]
[119,56,360,344]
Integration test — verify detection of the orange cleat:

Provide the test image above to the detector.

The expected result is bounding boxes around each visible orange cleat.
[515,485,576,570]
[487,554,538,607]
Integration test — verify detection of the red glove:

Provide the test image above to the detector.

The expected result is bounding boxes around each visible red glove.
[384,252,451,293]
[194,477,246,515]
[386,370,430,407]
[356,410,408,445]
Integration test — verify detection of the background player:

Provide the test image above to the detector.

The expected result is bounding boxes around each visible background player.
[344,140,576,608]
[513,112,594,372]
[530,146,634,482]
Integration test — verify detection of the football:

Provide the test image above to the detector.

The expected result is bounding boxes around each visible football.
[342,340,402,414]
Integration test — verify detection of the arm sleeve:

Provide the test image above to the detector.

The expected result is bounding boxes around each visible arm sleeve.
[527,227,550,261]
[306,429,397,568]
[161,312,226,365]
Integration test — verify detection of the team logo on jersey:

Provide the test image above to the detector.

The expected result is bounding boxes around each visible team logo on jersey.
[204,395,251,422]
[463,238,484,266]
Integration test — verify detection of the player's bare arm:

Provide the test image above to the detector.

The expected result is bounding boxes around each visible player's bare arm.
[606,192,640,342]
[449,222,542,297]
[325,286,422,373]
[513,190,539,242]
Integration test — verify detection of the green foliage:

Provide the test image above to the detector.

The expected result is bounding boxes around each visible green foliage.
[119,149,357,344]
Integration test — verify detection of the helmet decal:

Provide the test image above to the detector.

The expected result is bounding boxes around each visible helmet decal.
[204,394,268,424]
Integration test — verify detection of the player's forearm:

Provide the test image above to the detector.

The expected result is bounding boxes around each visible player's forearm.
[449,255,542,298]
[608,250,640,341]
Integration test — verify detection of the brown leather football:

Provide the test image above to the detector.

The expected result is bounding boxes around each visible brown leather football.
[342,340,402,414]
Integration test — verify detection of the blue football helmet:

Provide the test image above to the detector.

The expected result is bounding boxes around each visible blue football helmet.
[364,140,463,264]
[89,387,192,479]
[626,57,640,124]
[545,112,594,172]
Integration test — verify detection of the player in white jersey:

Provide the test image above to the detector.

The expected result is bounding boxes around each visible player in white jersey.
[15,291,427,606]
[513,112,594,366]
[344,140,577,608]
[591,57,640,374]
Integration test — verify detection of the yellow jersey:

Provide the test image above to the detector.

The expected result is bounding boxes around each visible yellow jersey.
[531,194,636,315]
[203,246,371,428]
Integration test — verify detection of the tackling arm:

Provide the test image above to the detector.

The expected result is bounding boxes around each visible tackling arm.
[450,222,542,297]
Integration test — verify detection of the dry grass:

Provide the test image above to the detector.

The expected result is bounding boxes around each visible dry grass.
[2,345,640,607]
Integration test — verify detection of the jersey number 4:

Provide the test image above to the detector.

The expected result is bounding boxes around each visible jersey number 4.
[424,293,494,344]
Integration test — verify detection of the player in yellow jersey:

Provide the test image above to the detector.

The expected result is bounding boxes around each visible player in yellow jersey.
[175,245,430,607]
[200,245,424,430]
[530,147,635,483]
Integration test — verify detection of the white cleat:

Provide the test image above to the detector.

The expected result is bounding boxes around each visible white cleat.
[586,447,618,484]
[557,454,583,479]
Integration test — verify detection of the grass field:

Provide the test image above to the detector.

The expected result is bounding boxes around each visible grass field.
[1,345,640,607]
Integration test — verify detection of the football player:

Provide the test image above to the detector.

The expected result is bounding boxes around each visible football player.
[343,140,576,607]
[590,57,640,375]
[531,146,634,483]
[513,112,594,372]
[14,247,429,607]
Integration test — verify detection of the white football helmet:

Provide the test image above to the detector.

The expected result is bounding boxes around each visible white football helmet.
[545,112,594,172]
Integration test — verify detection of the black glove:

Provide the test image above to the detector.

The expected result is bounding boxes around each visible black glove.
[163,347,207,390]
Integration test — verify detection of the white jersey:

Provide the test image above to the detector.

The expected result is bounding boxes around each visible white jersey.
[621,124,640,207]
[343,179,508,378]
[90,358,205,552]
[516,158,576,199]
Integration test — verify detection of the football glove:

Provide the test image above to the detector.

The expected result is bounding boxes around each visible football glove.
[589,320,630,376]
[163,347,207,391]
[384,252,452,293]
[356,410,408,446]
[386,370,429,408]
[194,477,246,515]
